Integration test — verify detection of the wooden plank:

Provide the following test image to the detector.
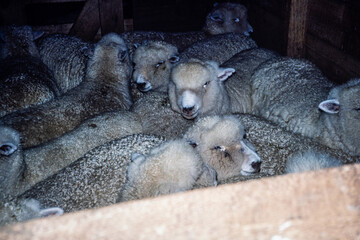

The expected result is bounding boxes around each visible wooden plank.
[1,164,359,240]
[306,33,360,83]
[69,0,100,41]
[286,0,309,58]
[99,0,124,35]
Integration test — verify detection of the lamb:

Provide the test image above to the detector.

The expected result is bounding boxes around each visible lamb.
[203,2,253,36]
[168,58,235,119]
[179,33,257,65]
[120,2,253,53]
[131,91,194,139]
[249,58,360,156]
[117,139,216,202]
[285,150,343,174]
[37,33,94,94]
[0,25,60,117]
[0,111,143,199]
[0,198,63,226]
[1,33,133,148]
[131,41,179,97]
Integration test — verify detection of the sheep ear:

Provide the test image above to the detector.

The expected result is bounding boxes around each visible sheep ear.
[32,31,44,40]
[217,68,235,81]
[118,50,128,62]
[318,99,340,114]
[0,142,17,156]
[131,152,146,163]
[169,55,180,64]
[133,43,140,49]
[40,207,64,218]
[81,46,94,58]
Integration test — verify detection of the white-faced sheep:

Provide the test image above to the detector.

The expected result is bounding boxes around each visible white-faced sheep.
[203,2,253,36]
[0,25,60,117]
[118,139,216,202]
[37,33,94,94]
[249,58,360,156]
[1,33,133,148]
[131,41,179,97]
[285,150,343,174]
[0,198,63,226]
[219,113,359,185]
[183,115,262,180]
[0,111,143,199]
[168,58,235,119]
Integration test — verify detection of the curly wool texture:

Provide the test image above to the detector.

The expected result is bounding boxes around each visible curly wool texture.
[180,33,257,65]
[18,134,166,214]
[1,33,133,149]
[0,26,60,117]
[37,33,94,94]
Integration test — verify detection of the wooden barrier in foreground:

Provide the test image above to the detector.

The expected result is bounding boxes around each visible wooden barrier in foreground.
[1,164,359,240]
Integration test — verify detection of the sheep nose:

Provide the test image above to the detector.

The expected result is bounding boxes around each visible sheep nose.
[183,106,194,114]
[251,161,261,172]
[137,82,146,89]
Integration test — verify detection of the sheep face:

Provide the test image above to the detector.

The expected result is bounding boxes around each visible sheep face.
[319,78,360,155]
[0,126,25,201]
[185,115,261,180]
[169,60,234,119]
[203,2,253,36]
[132,41,179,92]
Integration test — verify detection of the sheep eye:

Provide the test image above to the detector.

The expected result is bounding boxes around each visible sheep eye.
[355,108,360,112]
[224,152,230,158]
[240,148,245,153]
[210,15,223,22]
[234,18,240,23]
[203,81,210,88]
[155,61,165,68]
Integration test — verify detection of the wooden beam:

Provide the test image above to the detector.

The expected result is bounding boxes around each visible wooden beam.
[99,0,124,35]
[1,164,359,240]
[286,0,309,58]
[69,0,100,41]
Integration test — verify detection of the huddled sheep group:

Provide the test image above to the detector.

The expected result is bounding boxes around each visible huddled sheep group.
[1,2,359,227]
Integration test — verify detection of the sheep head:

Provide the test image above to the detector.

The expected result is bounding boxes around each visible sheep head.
[169,59,234,120]
[132,41,179,92]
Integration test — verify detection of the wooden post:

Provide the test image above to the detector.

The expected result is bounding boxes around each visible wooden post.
[286,0,309,58]
[99,0,124,35]
[69,0,101,41]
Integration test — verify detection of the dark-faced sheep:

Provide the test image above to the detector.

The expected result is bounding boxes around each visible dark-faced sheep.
[37,33,94,94]
[1,33,133,148]
[203,2,253,36]
[0,25,60,117]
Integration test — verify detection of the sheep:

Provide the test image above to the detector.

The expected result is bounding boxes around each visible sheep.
[37,33,94,94]
[17,134,167,213]
[1,33,133,149]
[131,91,194,139]
[0,111,143,199]
[168,58,235,119]
[0,25,60,117]
[218,113,359,185]
[179,33,257,65]
[0,125,25,202]
[120,2,253,54]
[183,115,262,180]
[117,139,216,202]
[285,150,343,174]
[203,2,253,36]
[0,198,63,226]
[131,41,180,97]
[249,58,360,156]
